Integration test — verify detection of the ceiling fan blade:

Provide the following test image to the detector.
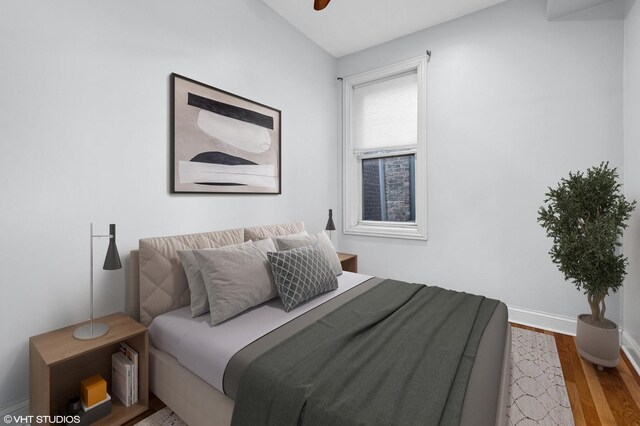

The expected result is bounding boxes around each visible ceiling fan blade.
[314,0,331,11]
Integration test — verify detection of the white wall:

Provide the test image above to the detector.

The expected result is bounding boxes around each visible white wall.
[0,0,337,406]
[623,0,640,363]
[337,0,624,325]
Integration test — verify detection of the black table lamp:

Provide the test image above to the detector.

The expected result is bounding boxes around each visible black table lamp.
[325,209,336,231]
[73,223,122,340]
[325,209,336,243]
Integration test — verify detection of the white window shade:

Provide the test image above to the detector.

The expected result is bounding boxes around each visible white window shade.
[352,71,418,152]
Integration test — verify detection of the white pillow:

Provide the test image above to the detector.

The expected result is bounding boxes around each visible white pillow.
[269,230,309,242]
[178,241,251,318]
[195,238,278,325]
[272,231,342,276]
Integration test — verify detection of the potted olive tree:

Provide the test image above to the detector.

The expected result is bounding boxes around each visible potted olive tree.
[538,162,636,369]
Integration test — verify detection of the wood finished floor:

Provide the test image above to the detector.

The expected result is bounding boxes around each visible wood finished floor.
[512,323,640,426]
[126,323,640,426]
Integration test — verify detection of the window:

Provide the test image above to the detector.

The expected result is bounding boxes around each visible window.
[362,154,415,222]
[343,56,427,240]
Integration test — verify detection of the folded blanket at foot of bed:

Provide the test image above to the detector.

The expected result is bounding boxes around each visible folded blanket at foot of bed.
[231,279,499,426]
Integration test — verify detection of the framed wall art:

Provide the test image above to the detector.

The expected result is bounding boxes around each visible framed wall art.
[170,73,281,194]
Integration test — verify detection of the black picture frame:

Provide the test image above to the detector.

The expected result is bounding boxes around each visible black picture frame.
[170,73,282,194]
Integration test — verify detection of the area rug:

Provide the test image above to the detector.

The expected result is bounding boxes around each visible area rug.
[137,326,574,426]
[135,407,187,426]
[508,327,574,425]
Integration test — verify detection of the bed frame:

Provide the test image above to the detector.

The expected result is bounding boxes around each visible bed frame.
[128,250,235,426]
[126,226,511,426]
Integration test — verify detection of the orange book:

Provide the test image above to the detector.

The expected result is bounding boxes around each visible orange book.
[80,374,107,408]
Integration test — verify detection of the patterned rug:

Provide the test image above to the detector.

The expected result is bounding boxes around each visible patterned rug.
[135,408,186,426]
[137,327,575,426]
[508,327,574,425]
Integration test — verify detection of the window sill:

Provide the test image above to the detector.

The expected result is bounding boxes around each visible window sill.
[344,222,427,240]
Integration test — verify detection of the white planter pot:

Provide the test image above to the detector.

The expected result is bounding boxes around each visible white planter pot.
[576,314,619,369]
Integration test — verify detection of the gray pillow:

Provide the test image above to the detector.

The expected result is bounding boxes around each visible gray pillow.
[195,238,278,325]
[267,244,338,312]
[178,241,251,318]
[273,231,342,276]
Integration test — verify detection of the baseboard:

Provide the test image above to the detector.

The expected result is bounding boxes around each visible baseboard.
[0,398,28,425]
[622,330,640,376]
[508,306,577,336]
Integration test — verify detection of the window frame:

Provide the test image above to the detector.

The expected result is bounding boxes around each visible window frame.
[342,55,428,240]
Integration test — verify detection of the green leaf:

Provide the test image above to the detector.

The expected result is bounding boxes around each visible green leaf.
[537,162,636,302]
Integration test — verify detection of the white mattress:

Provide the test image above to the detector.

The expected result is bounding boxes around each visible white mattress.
[148,271,373,393]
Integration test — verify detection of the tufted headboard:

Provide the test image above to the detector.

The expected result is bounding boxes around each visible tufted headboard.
[127,221,305,326]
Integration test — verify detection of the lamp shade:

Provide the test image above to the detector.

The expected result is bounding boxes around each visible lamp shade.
[325,209,336,231]
[103,224,122,270]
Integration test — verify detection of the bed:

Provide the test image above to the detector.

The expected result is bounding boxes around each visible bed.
[126,222,511,426]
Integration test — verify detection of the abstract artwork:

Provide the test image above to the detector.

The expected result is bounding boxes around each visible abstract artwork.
[171,73,281,194]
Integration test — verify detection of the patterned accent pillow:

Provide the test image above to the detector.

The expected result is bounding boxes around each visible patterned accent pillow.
[267,244,338,312]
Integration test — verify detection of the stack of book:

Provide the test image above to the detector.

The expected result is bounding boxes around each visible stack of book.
[111,342,138,407]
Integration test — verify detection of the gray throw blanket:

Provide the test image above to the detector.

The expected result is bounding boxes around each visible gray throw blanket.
[231,279,499,426]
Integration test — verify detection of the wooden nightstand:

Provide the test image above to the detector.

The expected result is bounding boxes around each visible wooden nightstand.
[29,313,148,426]
[337,252,358,273]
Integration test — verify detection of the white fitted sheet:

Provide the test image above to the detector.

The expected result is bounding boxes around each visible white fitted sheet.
[148,271,373,393]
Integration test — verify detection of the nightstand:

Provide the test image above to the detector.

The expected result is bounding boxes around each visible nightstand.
[337,252,358,273]
[29,313,148,426]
